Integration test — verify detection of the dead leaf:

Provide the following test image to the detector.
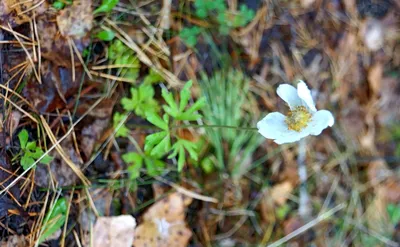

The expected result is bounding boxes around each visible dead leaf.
[37,14,90,67]
[0,235,26,247]
[368,62,383,96]
[23,60,83,113]
[360,18,384,51]
[132,192,193,247]
[0,0,48,27]
[93,215,136,247]
[57,0,93,39]
[270,181,294,206]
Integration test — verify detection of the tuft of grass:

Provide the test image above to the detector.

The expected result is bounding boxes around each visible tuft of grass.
[199,69,263,178]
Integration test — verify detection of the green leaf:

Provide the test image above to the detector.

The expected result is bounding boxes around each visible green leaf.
[53,1,65,10]
[18,129,29,149]
[122,85,159,117]
[113,112,129,137]
[179,27,202,47]
[177,146,185,172]
[143,69,163,85]
[123,152,143,180]
[96,30,115,41]
[179,80,192,112]
[149,132,171,157]
[26,141,37,150]
[387,203,400,225]
[122,152,142,164]
[168,139,199,172]
[127,163,141,180]
[39,198,68,243]
[30,148,44,159]
[93,0,120,14]
[40,154,53,165]
[200,156,214,174]
[145,112,168,130]
[144,157,165,176]
[161,89,179,116]
[21,155,35,171]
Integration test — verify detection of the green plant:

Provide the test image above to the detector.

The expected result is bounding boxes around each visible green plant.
[199,70,263,177]
[52,0,72,10]
[94,0,120,14]
[96,30,115,41]
[122,152,165,180]
[387,203,400,225]
[192,0,255,35]
[121,83,159,118]
[18,129,53,170]
[108,40,140,81]
[116,80,205,177]
[39,197,67,243]
[179,27,203,47]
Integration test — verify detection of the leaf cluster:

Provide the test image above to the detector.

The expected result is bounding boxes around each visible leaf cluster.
[18,129,53,171]
[109,40,140,81]
[116,80,205,179]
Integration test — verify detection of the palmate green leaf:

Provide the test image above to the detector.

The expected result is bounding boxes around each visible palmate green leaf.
[161,88,179,116]
[162,81,205,121]
[39,198,67,243]
[144,125,171,158]
[123,152,143,180]
[145,112,169,130]
[168,139,199,171]
[18,129,29,149]
[121,85,159,117]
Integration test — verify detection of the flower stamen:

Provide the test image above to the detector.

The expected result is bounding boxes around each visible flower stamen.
[285,106,312,132]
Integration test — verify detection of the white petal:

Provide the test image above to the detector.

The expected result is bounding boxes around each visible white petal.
[257,112,309,144]
[297,81,317,112]
[277,84,302,109]
[303,110,334,136]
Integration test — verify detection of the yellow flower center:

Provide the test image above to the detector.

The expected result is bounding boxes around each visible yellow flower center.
[285,106,312,132]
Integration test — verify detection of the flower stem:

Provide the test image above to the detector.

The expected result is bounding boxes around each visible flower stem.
[297,138,311,220]
[127,123,258,131]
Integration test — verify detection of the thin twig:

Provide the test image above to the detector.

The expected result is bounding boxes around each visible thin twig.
[267,204,346,247]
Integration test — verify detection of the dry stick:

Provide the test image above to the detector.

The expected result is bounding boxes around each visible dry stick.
[297,138,311,220]
[40,115,90,186]
[155,176,218,203]
[267,203,346,247]
[0,98,104,195]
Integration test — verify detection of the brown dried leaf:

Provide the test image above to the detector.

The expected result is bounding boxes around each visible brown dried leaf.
[133,220,192,247]
[132,193,193,247]
[38,14,89,67]
[93,215,136,247]
[23,60,82,113]
[368,62,383,96]
[270,181,294,206]
[56,0,93,39]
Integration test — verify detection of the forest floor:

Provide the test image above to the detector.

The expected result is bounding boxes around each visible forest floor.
[0,0,399,246]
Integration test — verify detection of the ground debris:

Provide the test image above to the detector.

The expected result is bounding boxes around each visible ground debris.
[92,215,136,247]
[133,192,193,247]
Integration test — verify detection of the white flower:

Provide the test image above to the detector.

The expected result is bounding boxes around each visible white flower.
[257,80,334,144]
